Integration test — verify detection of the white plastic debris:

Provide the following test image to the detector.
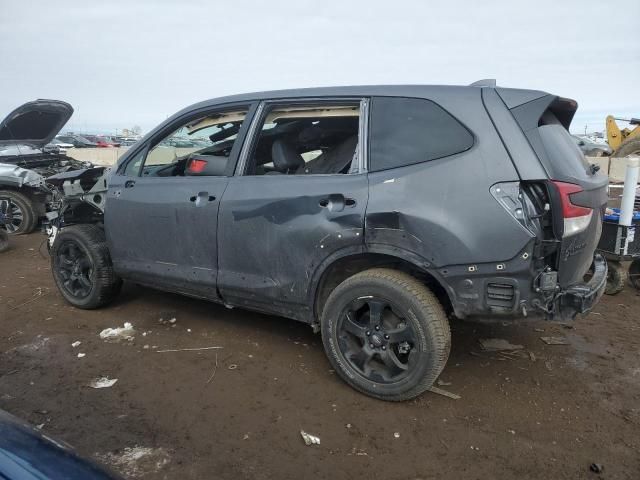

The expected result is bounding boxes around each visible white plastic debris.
[393,432,400,438]
[77,353,86,358]
[168,318,176,324]
[89,377,118,389]
[300,430,321,446]
[99,322,135,342]
[71,341,81,348]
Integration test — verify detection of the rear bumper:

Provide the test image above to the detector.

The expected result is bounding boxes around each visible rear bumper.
[554,253,607,321]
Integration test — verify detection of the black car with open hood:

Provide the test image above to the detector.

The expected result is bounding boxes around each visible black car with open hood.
[0,99,91,235]
[0,99,74,148]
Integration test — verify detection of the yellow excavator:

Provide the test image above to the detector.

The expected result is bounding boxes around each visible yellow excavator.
[606,115,640,157]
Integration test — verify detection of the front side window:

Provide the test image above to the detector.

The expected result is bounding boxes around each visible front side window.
[244,103,361,176]
[369,97,474,172]
[136,109,248,177]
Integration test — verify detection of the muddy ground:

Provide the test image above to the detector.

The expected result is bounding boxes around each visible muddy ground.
[1,233,639,479]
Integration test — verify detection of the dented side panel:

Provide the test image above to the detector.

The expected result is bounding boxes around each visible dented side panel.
[217,174,368,319]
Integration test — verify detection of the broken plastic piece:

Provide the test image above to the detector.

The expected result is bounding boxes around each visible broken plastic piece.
[99,322,135,342]
[89,377,118,389]
[300,430,321,446]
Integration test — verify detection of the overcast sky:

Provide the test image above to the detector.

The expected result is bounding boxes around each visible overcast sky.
[1,0,638,135]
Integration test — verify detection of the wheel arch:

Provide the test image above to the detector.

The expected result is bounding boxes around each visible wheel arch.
[310,245,455,325]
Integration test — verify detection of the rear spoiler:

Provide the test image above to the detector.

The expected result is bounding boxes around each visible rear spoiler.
[506,94,578,132]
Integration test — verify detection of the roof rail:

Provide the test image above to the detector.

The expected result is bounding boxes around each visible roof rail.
[469,79,496,87]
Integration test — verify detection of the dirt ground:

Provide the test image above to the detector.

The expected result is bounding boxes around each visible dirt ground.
[1,233,639,479]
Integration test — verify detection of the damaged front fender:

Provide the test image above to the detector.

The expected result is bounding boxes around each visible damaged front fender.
[0,162,46,189]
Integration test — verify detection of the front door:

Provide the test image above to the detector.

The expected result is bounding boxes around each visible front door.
[105,105,253,299]
[218,99,368,318]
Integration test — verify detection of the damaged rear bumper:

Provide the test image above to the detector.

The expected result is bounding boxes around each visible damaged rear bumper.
[554,254,607,321]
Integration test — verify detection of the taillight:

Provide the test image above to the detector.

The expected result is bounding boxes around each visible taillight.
[551,181,593,237]
[187,158,208,174]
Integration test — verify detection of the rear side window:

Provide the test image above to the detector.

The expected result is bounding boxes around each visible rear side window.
[368,97,474,172]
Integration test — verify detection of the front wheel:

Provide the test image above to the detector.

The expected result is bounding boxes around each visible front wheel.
[0,190,38,234]
[51,224,122,309]
[321,268,451,401]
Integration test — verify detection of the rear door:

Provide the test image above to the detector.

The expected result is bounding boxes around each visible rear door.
[217,99,368,319]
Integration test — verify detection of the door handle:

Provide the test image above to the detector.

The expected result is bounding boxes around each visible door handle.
[319,194,356,212]
[125,180,136,189]
[190,192,216,205]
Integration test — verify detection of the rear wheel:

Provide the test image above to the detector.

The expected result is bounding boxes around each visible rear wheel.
[629,259,640,290]
[321,268,450,401]
[51,224,122,309]
[0,190,38,234]
[605,260,626,295]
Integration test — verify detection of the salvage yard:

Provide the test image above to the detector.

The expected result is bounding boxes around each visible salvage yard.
[1,233,639,479]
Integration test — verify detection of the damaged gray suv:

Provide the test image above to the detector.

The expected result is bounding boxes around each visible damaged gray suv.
[46,83,608,401]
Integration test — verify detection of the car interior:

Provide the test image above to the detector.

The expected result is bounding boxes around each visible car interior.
[246,104,360,176]
[139,104,360,177]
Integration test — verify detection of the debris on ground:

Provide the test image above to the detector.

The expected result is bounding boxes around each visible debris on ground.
[540,336,570,345]
[71,341,81,348]
[206,353,218,384]
[393,432,400,438]
[77,353,86,358]
[89,377,118,389]
[349,447,368,456]
[99,322,135,342]
[228,364,238,370]
[168,318,177,324]
[300,430,321,446]
[437,379,452,386]
[479,338,524,351]
[96,446,170,478]
[156,346,222,353]
[428,386,461,400]
[589,463,604,474]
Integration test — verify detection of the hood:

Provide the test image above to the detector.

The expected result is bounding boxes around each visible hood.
[0,99,73,148]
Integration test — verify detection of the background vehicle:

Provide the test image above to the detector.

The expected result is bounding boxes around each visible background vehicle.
[0,100,91,234]
[0,408,120,479]
[46,84,608,401]
[606,115,640,157]
[84,135,120,148]
[55,134,98,148]
[571,134,612,157]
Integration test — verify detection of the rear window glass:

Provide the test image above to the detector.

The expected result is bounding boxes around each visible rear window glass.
[368,97,474,172]
[538,111,591,179]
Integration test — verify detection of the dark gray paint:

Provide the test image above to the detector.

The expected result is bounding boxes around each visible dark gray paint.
[102,84,607,323]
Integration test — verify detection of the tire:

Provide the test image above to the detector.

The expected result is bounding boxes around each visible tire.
[629,259,640,290]
[605,260,626,295]
[613,137,640,158]
[321,268,451,401]
[0,190,38,234]
[0,229,9,253]
[51,224,122,309]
